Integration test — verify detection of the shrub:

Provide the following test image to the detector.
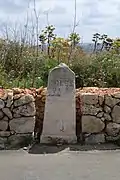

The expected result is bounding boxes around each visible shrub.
[1,38,120,89]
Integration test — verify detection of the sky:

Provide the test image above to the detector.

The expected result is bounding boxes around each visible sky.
[0,0,120,43]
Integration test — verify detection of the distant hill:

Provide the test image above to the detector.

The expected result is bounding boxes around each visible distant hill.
[80,43,104,53]
[80,43,94,53]
[39,43,100,53]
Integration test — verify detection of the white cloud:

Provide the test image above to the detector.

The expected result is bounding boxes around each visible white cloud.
[0,0,120,42]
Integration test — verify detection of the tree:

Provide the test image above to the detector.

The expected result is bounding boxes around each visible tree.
[99,34,108,51]
[39,33,46,51]
[104,38,113,51]
[92,33,100,52]
[51,37,70,63]
[39,25,56,56]
[68,32,80,49]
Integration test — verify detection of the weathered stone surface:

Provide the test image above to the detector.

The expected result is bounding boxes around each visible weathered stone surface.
[2,108,12,119]
[0,121,8,131]
[97,112,104,118]
[0,131,10,137]
[2,116,9,121]
[14,94,35,107]
[104,105,111,113]
[105,95,120,107]
[103,113,112,121]
[13,102,36,118]
[105,135,120,142]
[82,116,105,133]
[85,134,105,144]
[12,88,24,95]
[9,117,35,133]
[7,134,33,149]
[112,105,120,123]
[6,91,13,108]
[106,123,120,136]
[42,63,76,143]
[13,93,25,100]
[10,104,14,111]
[0,99,5,109]
[0,89,7,100]
[101,117,105,121]
[112,93,120,99]
[0,110,4,119]
[81,93,98,105]
[98,95,104,106]
[0,137,7,150]
[83,104,102,115]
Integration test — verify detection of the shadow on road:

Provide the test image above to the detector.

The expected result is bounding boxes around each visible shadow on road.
[28,143,66,154]
[28,143,120,154]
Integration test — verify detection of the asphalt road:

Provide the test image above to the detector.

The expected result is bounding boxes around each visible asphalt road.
[0,147,120,180]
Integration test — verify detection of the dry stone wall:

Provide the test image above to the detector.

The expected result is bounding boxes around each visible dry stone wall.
[1,87,120,148]
[78,88,120,144]
[0,88,36,149]
[35,87,120,145]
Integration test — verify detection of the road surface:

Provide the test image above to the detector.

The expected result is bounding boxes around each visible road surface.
[0,146,120,180]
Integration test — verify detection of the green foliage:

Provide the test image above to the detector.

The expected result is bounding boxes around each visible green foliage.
[0,64,7,87]
[39,58,58,86]
[1,28,120,89]
[92,33,101,52]
[92,33,113,52]
[72,52,120,88]
[68,32,80,47]
[51,37,70,63]
[112,39,120,54]
[39,25,56,56]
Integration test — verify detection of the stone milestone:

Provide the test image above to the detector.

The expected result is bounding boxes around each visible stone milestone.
[41,63,76,144]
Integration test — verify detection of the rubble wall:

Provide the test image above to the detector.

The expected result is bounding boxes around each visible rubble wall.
[0,88,36,149]
[35,87,120,145]
[1,87,120,148]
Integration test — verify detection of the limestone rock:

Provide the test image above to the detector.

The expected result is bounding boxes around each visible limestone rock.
[42,63,76,142]
[13,102,36,118]
[105,95,120,107]
[105,135,120,142]
[2,108,12,119]
[2,116,9,121]
[9,117,35,133]
[101,117,105,121]
[0,131,10,137]
[97,112,104,118]
[10,105,14,111]
[0,99,5,109]
[0,89,7,100]
[0,121,8,131]
[6,91,13,108]
[82,116,105,133]
[13,93,25,100]
[112,93,120,99]
[0,110,4,119]
[12,88,24,95]
[81,93,98,105]
[14,94,35,107]
[83,104,102,116]
[112,105,120,123]
[106,123,120,136]
[85,134,105,144]
[98,95,104,106]
[103,113,112,121]
[104,105,111,113]
[0,137,7,150]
